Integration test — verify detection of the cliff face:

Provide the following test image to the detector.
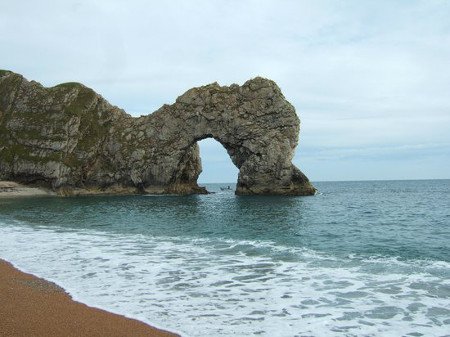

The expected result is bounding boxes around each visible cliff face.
[0,70,315,195]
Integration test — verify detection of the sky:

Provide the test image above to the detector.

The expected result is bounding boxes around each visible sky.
[1,0,449,182]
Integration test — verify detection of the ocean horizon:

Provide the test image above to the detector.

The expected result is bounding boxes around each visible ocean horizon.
[1,179,449,336]
[198,178,450,184]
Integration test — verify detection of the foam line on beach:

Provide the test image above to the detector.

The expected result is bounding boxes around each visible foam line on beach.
[0,258,179,337]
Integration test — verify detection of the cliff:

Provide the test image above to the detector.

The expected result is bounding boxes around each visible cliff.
[0,70,315,196]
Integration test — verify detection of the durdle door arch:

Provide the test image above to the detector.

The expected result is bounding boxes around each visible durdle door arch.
[0,71,315,196]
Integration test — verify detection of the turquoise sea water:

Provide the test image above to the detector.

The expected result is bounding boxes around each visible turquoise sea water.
[0,180,449,336]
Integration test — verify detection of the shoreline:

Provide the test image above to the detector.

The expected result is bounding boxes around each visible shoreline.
[0,258,179,337]
[0,180,208,198]
[0,181,55,198]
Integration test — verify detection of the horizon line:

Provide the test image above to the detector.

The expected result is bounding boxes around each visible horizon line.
[198,178,450,184]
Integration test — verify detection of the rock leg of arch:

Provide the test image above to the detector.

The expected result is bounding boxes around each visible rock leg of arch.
[0,71,316,196]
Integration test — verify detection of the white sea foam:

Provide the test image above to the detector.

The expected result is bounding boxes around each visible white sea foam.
[1,222,449,337]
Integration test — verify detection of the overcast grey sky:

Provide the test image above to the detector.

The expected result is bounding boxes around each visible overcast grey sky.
[1,0,449,182]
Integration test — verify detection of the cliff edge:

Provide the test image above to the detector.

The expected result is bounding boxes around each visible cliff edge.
[0,70,315,196]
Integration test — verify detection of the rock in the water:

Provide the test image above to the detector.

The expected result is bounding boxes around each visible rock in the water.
[0,70,316,196]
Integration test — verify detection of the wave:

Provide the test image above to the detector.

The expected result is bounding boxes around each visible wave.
[0,222,449,336]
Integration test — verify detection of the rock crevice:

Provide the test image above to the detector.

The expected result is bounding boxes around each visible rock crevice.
[0,70,315,195]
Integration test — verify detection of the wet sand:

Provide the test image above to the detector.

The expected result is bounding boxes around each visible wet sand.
[0,259,178,337]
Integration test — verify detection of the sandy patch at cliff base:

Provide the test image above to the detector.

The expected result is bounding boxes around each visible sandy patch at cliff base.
[0,181,55,198]
[0,259,178,337]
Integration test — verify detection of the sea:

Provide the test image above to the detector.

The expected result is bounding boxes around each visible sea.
[0,180,449,337]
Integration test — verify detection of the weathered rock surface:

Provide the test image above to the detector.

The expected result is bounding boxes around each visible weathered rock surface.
[0,70,315,196]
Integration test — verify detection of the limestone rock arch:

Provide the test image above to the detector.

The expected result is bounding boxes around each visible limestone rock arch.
[0,70,316,196]
[127,77,316,195]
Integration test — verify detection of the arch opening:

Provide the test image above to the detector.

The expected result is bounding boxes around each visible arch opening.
[197,138,239,192]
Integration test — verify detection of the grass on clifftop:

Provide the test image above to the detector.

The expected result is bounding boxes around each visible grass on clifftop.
[0,70,11,77]
[53,82,84,89]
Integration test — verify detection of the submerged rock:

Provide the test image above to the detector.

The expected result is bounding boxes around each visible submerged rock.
[0,70,315,196]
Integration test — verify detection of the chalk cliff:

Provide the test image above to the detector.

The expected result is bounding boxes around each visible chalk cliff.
[0,70,315,196]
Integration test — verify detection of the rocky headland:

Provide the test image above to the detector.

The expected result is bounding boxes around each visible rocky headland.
[0,70,315,196]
